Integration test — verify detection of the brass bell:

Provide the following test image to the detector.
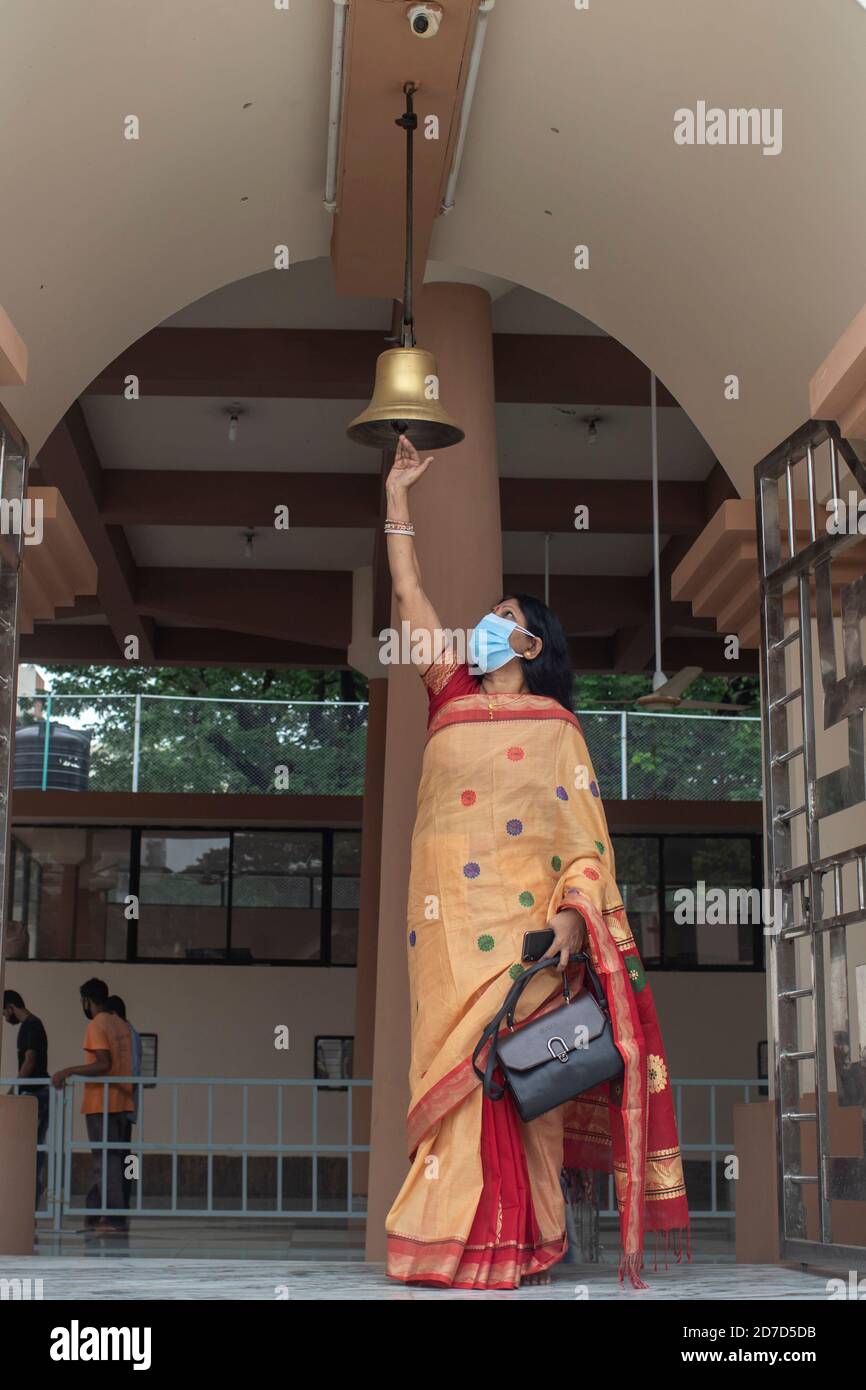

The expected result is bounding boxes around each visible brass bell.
[347,346,465,451]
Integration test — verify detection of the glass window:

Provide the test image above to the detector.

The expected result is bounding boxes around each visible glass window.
[7,827,130,960]
[315,1036,353,1082]
[331,830,361,965]
[664,836,759,966]
[137,833,230,960]
[230,831,323,962]
[611,836,660,964]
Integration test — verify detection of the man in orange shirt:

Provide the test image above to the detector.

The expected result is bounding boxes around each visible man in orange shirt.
[51,978,133,1234]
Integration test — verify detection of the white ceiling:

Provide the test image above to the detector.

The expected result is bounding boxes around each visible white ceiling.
[121,525,659,576]
[125,524,375,570]
[164,259,606,336]
[81,395,713,482]
[495,403,713,480]
[164,258,392,332]
[503,531,658,578]
[82,395,379,474]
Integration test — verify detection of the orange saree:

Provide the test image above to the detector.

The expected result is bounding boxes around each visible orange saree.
[385,663,690,1288]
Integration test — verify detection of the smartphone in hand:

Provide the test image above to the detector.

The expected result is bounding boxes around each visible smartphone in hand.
[521,928,556,962]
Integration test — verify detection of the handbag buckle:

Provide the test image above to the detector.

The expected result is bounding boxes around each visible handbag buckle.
[546,1036,569,1063]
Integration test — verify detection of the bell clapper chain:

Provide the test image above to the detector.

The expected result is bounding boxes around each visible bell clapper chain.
[395,81,420,350]
[346,80,464,450]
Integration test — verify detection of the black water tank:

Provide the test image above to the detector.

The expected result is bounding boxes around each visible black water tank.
[14,722,91,791]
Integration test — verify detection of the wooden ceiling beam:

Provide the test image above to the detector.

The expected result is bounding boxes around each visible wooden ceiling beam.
[100,470,381,528]
[20,624,346,669]
[35,406,156,662]
[86,328,681,408]
[98,470,714,535]
[502,573,649,634]
[134,568,353,648]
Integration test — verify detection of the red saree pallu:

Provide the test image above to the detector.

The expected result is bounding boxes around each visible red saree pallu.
[385,668,690,1289]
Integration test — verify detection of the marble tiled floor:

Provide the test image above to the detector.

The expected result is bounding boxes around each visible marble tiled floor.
[33,1215,736,1263]
[34,1218,367,1262]
[0,1257,834,1300]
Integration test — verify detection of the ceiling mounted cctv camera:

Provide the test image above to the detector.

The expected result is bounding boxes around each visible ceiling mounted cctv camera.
[407,4,443,38]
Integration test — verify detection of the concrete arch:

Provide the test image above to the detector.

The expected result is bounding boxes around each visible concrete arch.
[1,0,864,499]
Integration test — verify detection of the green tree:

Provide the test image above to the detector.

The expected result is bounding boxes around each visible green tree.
[573,672,761,801]
[22,665,369,795]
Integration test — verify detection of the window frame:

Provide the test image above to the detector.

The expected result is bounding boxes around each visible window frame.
[611,831,765,972]
[9,823,760,971]
[8,823,362,968]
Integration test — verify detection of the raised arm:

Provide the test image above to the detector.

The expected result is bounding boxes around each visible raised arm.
[385,435,449,670]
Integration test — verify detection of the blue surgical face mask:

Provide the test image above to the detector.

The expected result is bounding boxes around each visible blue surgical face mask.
[469,612,535,675]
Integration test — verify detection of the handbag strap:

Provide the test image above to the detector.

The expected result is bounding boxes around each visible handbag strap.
[471,951,610,1102]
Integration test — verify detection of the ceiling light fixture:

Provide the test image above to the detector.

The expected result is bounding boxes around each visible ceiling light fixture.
[585,415,601,445]
[226,406,243,443]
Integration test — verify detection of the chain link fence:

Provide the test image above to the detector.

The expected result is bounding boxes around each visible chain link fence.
[578,710,762,801]
[15,696,761,800]
[15,696,369,797]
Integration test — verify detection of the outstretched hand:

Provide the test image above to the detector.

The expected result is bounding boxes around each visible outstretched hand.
[387,434,434,492]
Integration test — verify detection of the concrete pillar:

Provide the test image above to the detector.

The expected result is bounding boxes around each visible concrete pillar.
[0,1096,38,1255]
[364,282,502,1259]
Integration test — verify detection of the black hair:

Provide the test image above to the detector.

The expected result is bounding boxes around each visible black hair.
[107,995,127,1020]
[80,977,109,1005]
[504,592,574,713]
[3,990,25,1009]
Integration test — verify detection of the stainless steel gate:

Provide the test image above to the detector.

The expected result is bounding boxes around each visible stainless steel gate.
[756,418,866,1268]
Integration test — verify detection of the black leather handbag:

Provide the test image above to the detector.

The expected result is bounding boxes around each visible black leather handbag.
[472,953,624,1124]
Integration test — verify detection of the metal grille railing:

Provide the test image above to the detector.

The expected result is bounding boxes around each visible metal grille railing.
[6,1077,371,1226]
[6,1074,759,1227]
[597,1077,766,1219]
[14,696,760,800]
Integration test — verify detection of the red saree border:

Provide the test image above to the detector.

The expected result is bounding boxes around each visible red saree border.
[427,692,583,743]
[387,1230,566,1288]
[406,1055,476,1160]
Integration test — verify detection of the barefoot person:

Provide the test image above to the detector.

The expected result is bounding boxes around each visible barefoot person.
[383,435,689,1289]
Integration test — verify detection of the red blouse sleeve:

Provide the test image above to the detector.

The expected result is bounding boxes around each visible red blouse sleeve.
[421,652,480,724]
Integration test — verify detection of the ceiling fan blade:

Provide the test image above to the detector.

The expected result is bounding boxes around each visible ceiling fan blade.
[654,665,703,700]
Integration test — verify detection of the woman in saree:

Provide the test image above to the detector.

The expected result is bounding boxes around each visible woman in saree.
[383,435,690,1290]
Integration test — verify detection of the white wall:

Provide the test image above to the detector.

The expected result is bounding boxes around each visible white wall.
[2,959,766,1149]
[2,962,359,1147]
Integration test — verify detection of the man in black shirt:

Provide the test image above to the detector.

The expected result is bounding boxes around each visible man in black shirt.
[3,990,50,1206]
